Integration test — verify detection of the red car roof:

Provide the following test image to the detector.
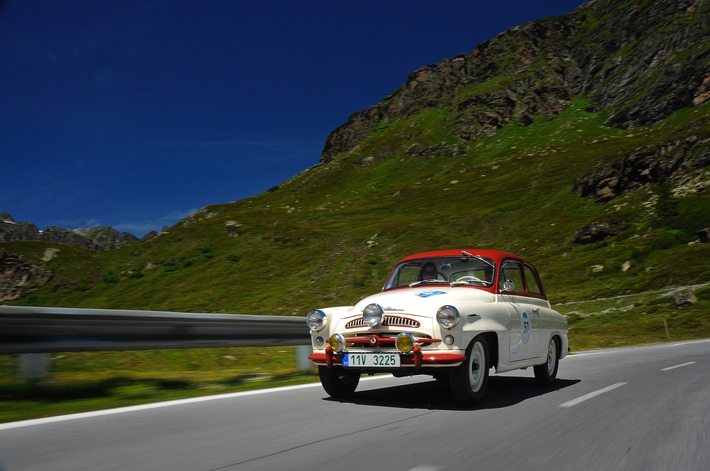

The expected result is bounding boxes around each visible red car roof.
[397,249,525,264]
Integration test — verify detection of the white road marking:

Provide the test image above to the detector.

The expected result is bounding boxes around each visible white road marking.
[661,361,696,371]
[0,383,319,431]
[566,351,609,357]
[559,382,627,408]
[567,339,710,357]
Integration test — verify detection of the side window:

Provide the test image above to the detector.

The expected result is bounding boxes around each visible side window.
[499,261,524,293]
[523,264,544,297]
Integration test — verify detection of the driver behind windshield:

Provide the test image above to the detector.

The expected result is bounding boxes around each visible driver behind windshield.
[419,262,438,281]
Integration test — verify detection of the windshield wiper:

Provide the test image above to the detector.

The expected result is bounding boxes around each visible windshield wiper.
[461,250,495,268]
[409,279,447,287]
[450,279,492,287]
[450,280,471,286]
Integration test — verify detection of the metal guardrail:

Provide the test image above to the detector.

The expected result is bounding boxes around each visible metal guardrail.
[0,306,310,354]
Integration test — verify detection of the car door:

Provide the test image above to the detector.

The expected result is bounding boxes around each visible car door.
[519,263,555,358]
[499,260,541,362]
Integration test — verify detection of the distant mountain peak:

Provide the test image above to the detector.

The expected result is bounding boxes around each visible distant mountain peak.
[0,212,138,251]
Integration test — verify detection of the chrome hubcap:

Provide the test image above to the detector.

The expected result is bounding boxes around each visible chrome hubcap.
[469,342,485,392]
[547,340,557,373]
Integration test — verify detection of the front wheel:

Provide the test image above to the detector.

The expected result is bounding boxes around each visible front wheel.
[450,335,490,405]
[318,366,360,398]
[534,337,559,386]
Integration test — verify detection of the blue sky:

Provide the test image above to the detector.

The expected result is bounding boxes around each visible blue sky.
[0,0,586,237]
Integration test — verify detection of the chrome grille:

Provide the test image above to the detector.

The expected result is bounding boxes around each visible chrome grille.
[345,315,420,329]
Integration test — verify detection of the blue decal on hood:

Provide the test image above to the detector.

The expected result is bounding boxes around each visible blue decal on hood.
[417,291,447,298]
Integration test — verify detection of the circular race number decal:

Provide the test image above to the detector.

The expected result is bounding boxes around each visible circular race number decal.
[521,311,531,345]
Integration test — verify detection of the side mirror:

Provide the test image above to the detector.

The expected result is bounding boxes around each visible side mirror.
[500,280,515,292]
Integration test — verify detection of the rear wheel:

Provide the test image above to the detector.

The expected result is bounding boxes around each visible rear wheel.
[318,366,360,398]
[450,335,489,405]
[534,337,559,386]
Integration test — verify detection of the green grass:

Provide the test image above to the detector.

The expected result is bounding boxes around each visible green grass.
[0,346,320,423]
[558,286,710,350]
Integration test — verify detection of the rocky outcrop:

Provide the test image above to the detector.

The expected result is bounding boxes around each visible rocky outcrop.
[573,134,710,202]
[573,0,710,128]
[573,221,627,244]
[0,251,52,301]
[40,226,103,251]
[0,212,41,242]
[404,142,467,158]
[0,213,138,251]
[320,0,709,162]
[74,226,140,251]
[672,291,698,308]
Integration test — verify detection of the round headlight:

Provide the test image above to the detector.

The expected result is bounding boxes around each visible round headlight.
[362,303,384,328]
[436,305,460,329]
[306,310,326,332]
[329,333,345,352]
[396,332,415,353]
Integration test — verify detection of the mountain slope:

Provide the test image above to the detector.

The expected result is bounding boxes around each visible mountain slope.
[322,0,709,161]
[3,0,709,316]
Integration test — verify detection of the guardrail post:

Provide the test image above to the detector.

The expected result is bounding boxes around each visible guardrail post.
[19,353,50,383]
[663,317,670,338]
[296,345,313,372]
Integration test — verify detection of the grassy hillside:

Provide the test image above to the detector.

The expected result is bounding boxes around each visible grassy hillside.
[8,100,709,315]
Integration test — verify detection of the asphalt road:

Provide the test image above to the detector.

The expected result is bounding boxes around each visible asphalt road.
[1,339,708,471]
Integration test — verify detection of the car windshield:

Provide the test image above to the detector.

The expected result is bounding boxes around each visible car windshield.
[384,256,496,289]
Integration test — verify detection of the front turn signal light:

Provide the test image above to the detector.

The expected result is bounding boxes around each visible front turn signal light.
[329,333,345,353]
[396,332,415,353]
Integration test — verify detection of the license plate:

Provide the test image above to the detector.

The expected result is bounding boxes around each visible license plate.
[343,353,400,368]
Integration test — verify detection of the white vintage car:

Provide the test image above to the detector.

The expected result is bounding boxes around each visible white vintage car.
[306,249,569,405]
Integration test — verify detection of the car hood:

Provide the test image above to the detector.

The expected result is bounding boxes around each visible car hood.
[352,286,495,317]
